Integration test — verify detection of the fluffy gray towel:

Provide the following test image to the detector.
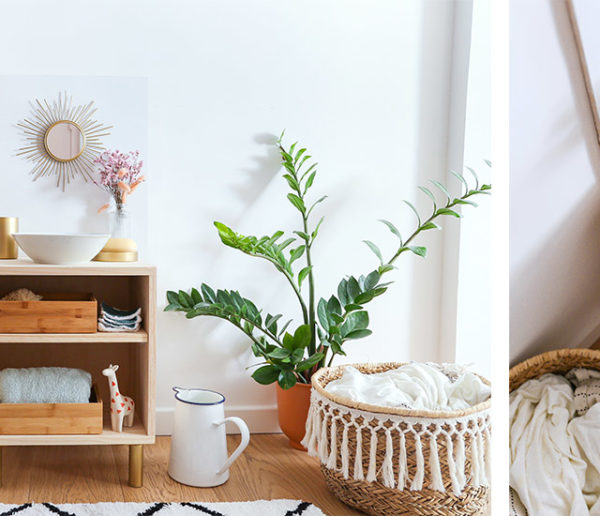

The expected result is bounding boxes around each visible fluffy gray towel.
[566,367,600,416]
[0,367,92,404]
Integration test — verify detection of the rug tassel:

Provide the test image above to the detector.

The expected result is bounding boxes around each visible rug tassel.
[318,413,329,463]
[341,423,350,479]
[455,434,466,491]
[366,428,378,482]
[381,429,395,488]
[326,417,338,470]
[354,426,364,481]
[397,432,407,490]
[476,431,486,485]
[446,434,460,496]
[429,433,444,492]
[410,433,424,491]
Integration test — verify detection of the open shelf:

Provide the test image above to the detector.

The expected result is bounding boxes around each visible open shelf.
[0,418,153,446]
[0,330,148,344]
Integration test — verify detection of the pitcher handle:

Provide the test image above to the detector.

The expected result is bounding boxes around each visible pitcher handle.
[214,416,250,475]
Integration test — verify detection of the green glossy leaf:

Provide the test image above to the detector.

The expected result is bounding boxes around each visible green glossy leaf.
[450,169,469,194]
[420,222,441,231]
[347,276,361,302]
[307,195,328,216]
[344,303,363,312]
[178,290,193,309]
[429,179,452,200]
[291,324,311,349]
[408,246,427,257]
[287,193,306,213]
[354,290,376,305]
[252,365,280,385]
[436,208,461,218]
[298,266,312,288]
[289,245,306,266]
[311,216,324,240]
[296,352,325,373]
[379,219,402,241]
[364,271,380,291]
[164,303,181,312]
[344,329,372,340]
[378,264,395,274]
[317,298,330,332]
[278,370,297,390]
[294,230,310,241]
[269,348,291,360]
[418,186,437,208]
[304,171,317,193]
[166,290,179,305]
[201,284,216,303]
[363,240,383,264]
[337,279,348,306]
[341,311,369,337]
[403,200,421,226]
[327,295,342,316]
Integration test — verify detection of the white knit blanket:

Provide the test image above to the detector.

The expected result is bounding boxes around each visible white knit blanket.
[510,374,600,515]
[324,363,490,410]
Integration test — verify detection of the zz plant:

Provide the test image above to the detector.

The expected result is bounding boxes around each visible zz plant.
[166,133,491,390]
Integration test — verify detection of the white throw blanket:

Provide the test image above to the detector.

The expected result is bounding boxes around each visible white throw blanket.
[324,362,490,410]
[510,373,600,515]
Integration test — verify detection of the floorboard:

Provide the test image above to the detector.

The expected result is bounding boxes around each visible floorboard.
[0,435,362,515]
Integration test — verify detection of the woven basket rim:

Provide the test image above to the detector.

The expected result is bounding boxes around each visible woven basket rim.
[509,347,600,392]
[311,362,491,419]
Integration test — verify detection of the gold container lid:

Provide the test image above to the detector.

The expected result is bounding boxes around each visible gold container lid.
[93,250,139,262]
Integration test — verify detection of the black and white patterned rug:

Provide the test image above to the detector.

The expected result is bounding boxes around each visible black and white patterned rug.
[0,500,325,516]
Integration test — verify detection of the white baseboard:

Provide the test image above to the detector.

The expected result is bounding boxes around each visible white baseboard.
[156,405,281,435]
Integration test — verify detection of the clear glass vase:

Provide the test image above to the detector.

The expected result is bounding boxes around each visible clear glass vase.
[110,206,132,240]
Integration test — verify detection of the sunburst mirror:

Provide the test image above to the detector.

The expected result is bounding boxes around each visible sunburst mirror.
[16,92,112,190]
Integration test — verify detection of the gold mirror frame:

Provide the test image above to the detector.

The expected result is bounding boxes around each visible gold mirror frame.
[16,91,112,190]
[43,120,86,162]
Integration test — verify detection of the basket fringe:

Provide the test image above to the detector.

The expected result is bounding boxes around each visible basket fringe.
[354,425,364,480]
[484,427,492,484]
[381,429,395,488]
[326,417,338,469]
[397,431,407,489]
[429,432,444,491]
[455,433,466,491]
[306,388,490,496]
[410,432,425,491]
[445,433,460,496]
[341,423,350,479]
[366,428,378,482]
[318,413,329,463]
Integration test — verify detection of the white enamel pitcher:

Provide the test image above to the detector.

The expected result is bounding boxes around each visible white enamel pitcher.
[168,387,250,487]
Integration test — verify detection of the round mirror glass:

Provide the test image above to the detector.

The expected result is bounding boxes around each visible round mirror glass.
[44,121,85,161]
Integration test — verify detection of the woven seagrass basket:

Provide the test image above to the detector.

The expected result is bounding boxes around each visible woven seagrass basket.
[303,363,491,516]
[509,348,600,516]
[509,348,600,392]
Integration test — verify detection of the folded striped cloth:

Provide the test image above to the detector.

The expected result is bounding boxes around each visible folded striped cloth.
[98,303,142,332]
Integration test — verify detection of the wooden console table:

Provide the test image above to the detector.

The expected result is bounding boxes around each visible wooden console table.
[0,260,156,487]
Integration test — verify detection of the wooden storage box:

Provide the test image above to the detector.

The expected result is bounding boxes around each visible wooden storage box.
[0,293,97,333]
[0,384,103,435]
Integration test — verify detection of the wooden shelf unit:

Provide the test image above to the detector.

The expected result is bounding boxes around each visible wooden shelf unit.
[0,259,156,486]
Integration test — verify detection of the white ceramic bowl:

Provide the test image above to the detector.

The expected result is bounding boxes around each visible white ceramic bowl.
[13,233,111,265]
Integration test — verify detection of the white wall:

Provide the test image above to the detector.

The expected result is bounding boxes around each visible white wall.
[0,0,490,432]
[0,76,148,252]
[510,0,600,365]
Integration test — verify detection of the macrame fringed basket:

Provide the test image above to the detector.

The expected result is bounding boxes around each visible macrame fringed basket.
[301,363,491,516]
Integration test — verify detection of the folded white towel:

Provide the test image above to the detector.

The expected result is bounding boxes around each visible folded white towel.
[0,367,92,404]
[324,363,490,411]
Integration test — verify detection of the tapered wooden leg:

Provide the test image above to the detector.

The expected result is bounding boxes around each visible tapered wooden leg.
[128,444,143,487]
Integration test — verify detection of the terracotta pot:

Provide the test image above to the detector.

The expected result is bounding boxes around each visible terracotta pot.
[276,382,312,450]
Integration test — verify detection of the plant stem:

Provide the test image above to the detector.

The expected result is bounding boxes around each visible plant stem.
[303,215,316,356]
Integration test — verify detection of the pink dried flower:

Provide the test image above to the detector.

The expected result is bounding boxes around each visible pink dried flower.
[93,149,145,210]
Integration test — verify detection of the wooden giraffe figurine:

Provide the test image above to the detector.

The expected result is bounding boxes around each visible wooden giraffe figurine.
[102,364,135,432]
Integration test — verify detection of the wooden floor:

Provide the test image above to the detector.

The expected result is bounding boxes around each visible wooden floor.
[0,434,362,515]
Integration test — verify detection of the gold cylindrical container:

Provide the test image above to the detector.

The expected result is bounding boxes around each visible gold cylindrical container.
[0,217,18,259]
